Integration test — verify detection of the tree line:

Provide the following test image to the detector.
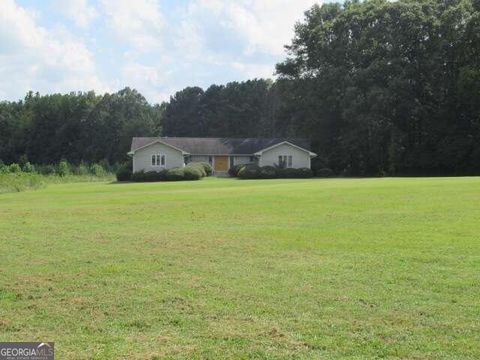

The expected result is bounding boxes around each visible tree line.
[1,0,479,175]
[0,88,162,166]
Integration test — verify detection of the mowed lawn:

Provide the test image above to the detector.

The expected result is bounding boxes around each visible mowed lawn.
[0,177,479,359]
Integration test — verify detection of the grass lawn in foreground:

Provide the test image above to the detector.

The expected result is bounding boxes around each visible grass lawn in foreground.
[0,177,479,359]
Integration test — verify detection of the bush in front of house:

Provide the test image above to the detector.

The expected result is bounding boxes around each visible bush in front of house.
[316,167,334,177]
[293,168,314,178]
[116,164,133,182]
[130,170,167,182]
[196,162,213,176]
[130,171,145,182]
[165,167,185,181]
[276,167,313,178]
[237,164,261,179]
[145,170,167,182]
[127,162,213,182]
[259,166,277,179]
[183,166,203,180]
[229,163,246,177]
[236,165,313,179]
[186,162,207,177]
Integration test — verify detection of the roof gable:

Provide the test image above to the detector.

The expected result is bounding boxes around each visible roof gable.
[128,138,189,155]
[254,141,317,157]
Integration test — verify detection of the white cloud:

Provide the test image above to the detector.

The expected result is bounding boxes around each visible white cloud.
[55,0,98,28]
[99,0,163,53]
[231,62,275,79]
[121,62,169,101]
[0,0,107,100]
[186,0,322,56]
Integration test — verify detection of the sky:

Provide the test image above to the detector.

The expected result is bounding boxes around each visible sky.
[0,0,325,104]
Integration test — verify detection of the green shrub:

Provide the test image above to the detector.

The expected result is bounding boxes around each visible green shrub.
[8,163,21,173]
[57,160,70,177]
[144,171,164,182]
[197,162,213,176]
[229,164,246,177]
[90,163,106,177]
[316,168,334,177]
[39,164,56,175]
[279,167,313,178]
[98,159,112,173]
[165,167,185,181]
[131,170,168,182]
[0,161,8,174]
[235,165,314,179]
[131,171,146,182]
[131,164,208,182]
[184,166,203,180]
[116,164,132,182]
[259,166,277,179]
[18,154,29,167]
[22,162,35,173]
[297,168,314,178]
[238,164,261,179]
[185,162,207,177]
[73,163,90,176]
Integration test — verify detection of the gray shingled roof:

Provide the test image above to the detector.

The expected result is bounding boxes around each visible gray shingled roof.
[130,137,312,155]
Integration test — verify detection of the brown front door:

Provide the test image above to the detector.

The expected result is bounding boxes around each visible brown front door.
[214,156,229,171]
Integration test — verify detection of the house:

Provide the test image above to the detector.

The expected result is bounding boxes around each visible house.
[128,137,317,174]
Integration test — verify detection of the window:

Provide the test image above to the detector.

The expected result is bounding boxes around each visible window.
[208,156,213,165]
[249,156,256,163]
[152,154,166,167]
[229,156,235,168]
[278,155,293,168]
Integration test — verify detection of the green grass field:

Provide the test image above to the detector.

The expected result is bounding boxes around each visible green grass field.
[0,177,479,359]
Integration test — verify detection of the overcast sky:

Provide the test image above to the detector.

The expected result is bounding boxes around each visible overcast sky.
[1,0,325,104]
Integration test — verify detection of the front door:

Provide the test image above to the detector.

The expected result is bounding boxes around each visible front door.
[214,156,229,171]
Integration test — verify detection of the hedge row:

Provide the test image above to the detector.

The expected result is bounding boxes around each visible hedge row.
[119,162,213,182]
[232,164,314,179]
[230,163,335,178]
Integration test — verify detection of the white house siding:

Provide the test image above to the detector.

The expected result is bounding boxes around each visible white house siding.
[259,143,311,169]
[133,142,185,173]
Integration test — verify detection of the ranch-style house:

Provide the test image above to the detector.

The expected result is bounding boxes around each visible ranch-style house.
[129,137,317,174]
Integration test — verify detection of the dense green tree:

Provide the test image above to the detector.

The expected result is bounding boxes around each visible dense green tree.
[276,0,480,175]
[162,80,279,138]
[162,87,205,136]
